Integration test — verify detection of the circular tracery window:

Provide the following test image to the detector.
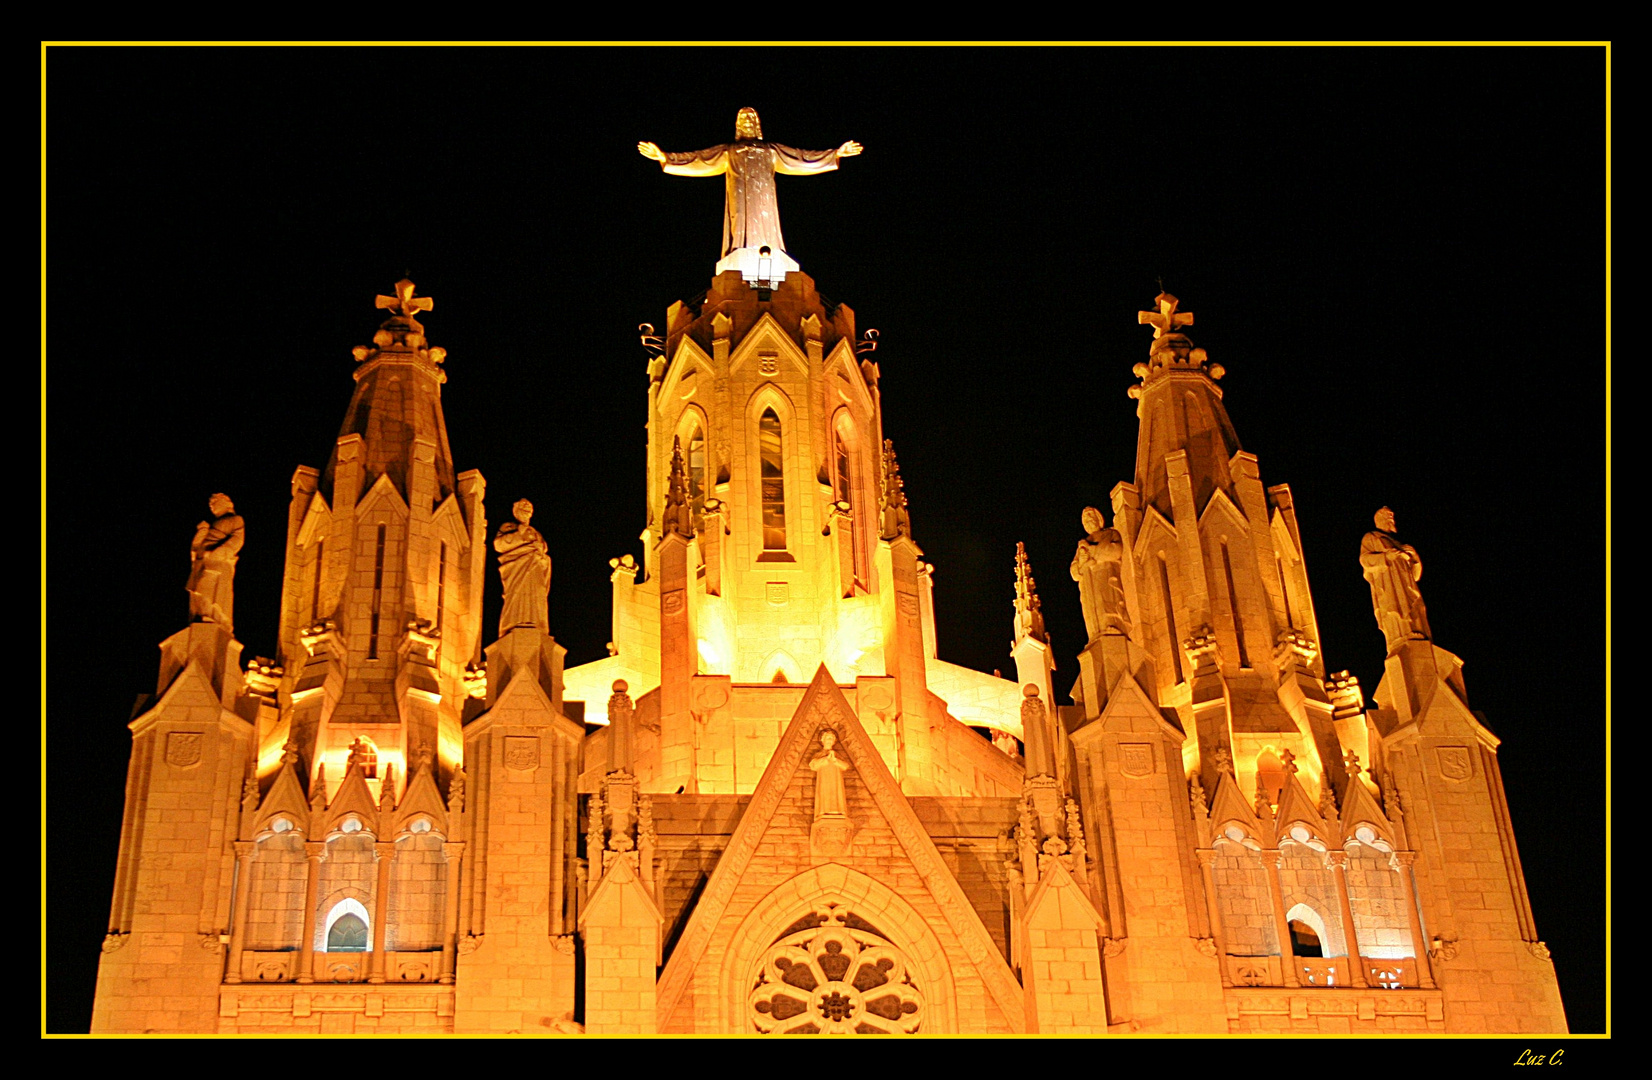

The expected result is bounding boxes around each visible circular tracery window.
[749,910,923,1034]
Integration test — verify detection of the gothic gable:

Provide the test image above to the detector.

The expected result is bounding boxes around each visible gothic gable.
[655,666,1025,1034]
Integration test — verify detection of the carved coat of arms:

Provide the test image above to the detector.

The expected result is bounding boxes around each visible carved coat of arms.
[166,731,204,767]
[1437,745,1473,781]
[504,736,540,772]
[1120,743,1154,777]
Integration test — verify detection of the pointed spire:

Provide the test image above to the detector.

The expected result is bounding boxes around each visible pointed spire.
[662,436,694,539]
[310,763,328,811]
[879,439,911,541]
[1012,542,1048,644]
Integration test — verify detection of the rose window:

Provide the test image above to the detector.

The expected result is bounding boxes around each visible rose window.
[749,910,924,1034]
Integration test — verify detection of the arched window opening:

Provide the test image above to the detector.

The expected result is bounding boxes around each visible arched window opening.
[346,736,378,779]
[323,898,371,953]
[759,409,786,550]
[833,421,867,590]
[1288,919,1323,958]
[685,417,707,527]
[1256,749,1286,808]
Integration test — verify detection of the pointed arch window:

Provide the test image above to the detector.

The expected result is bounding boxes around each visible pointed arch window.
[323,897,371,952]
[833,420,868,590]
[685,416,707,528]
[759,409,787,550]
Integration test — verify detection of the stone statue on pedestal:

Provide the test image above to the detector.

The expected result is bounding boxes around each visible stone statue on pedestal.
[187,493,244,629]
[810,731,850,821]
[639,108,861,266]
[495,498,551,635]
[1359,506,1431,652]
[1071,507,1129,641]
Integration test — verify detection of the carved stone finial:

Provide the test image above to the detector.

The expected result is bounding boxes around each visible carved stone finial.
[1013,542,1048,644]
[1280,748,1298,776]
[662,436,694,539]
[1212,746,1233,775]
[379,763,397,812]
[1254,774,1273,818]
[281,740,299,767]
[446,765,466,814]
[879,439,912,541]
[608,680,637,774]
[242,773,261,811]
[310,764,327,811]
[1137,292,1194,341]
[1343,750,1363,779]
[1190,774,1209,817]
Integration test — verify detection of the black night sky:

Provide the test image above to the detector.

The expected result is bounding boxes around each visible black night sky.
[45,46,1607,1036]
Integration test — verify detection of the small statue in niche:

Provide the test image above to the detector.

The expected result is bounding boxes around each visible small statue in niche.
[187,493,244,629]
[1359,506,1431,653]
[1071,506,1129,641]
[495,498,551,635]
[810,731,850,821]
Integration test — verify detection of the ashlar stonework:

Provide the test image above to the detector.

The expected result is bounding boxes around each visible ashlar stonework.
[92,120,1566,1034]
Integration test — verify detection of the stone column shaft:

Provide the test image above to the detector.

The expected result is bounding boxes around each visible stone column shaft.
[1327,852,1369,987]
[1197,849,1231,987]
[223,841,256,984]
[369,840,396,983]
[1264,851,1300,987]
[1393,850,1436,988]
[439,841,465,984]
[296,842,326,983]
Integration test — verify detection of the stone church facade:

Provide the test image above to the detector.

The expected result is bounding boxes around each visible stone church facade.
[90,158,1566,1035]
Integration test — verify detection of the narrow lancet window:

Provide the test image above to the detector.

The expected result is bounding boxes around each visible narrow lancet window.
[369,524,387,660]
[1160,553,1183,684]
[687,421,707,525]
[834,426,866,588]
[1222,539,1249,668]
[436,541,448,635]
[310,539,325,624]
[760,409,786,550]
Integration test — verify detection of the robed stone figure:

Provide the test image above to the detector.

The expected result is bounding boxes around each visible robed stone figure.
[495,498,551,635]
[810,731,850,821]
[1360,506,1431,653]
[1071,507,1129,641]
[639,108,861,262]
[187,493,244,629]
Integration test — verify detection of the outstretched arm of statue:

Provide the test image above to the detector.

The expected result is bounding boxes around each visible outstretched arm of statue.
[838,140,863,157]
[654,144,730,176]
[772,142,852,175]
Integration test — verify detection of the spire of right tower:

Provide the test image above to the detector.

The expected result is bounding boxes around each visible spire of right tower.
[1128,291,1243,520]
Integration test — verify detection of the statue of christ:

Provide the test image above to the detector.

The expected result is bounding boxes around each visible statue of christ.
[640,108,861,276]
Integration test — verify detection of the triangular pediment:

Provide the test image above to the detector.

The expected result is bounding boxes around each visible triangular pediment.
[1198,486,1250,534]
[1023,857,1104,931]
[727,313,808,376]
[464,663,583,742]
[659,334,713,403]
[1338,774,1397,852]
[393,760,451,836]
[255,757,315,836]
[323,763,381,835]
[1207,768,1263,847]
[430,492,470,552]
[296,492,331,548]
[825,339,874,413]
[579,853,664,931]
[355,471,410,518]
[655,665,1026,1033]
[1272,771,1334,849]
[129,658,232,735]
[1070,673,1189,749]
[1133,504,1178,559]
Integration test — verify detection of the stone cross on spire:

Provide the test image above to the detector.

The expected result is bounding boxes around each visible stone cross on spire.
[1013,542,1048,644]
[1137,292,1194,340]
[376,278,434,323]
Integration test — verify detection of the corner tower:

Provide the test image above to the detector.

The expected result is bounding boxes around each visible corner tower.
[274,280,486,800]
